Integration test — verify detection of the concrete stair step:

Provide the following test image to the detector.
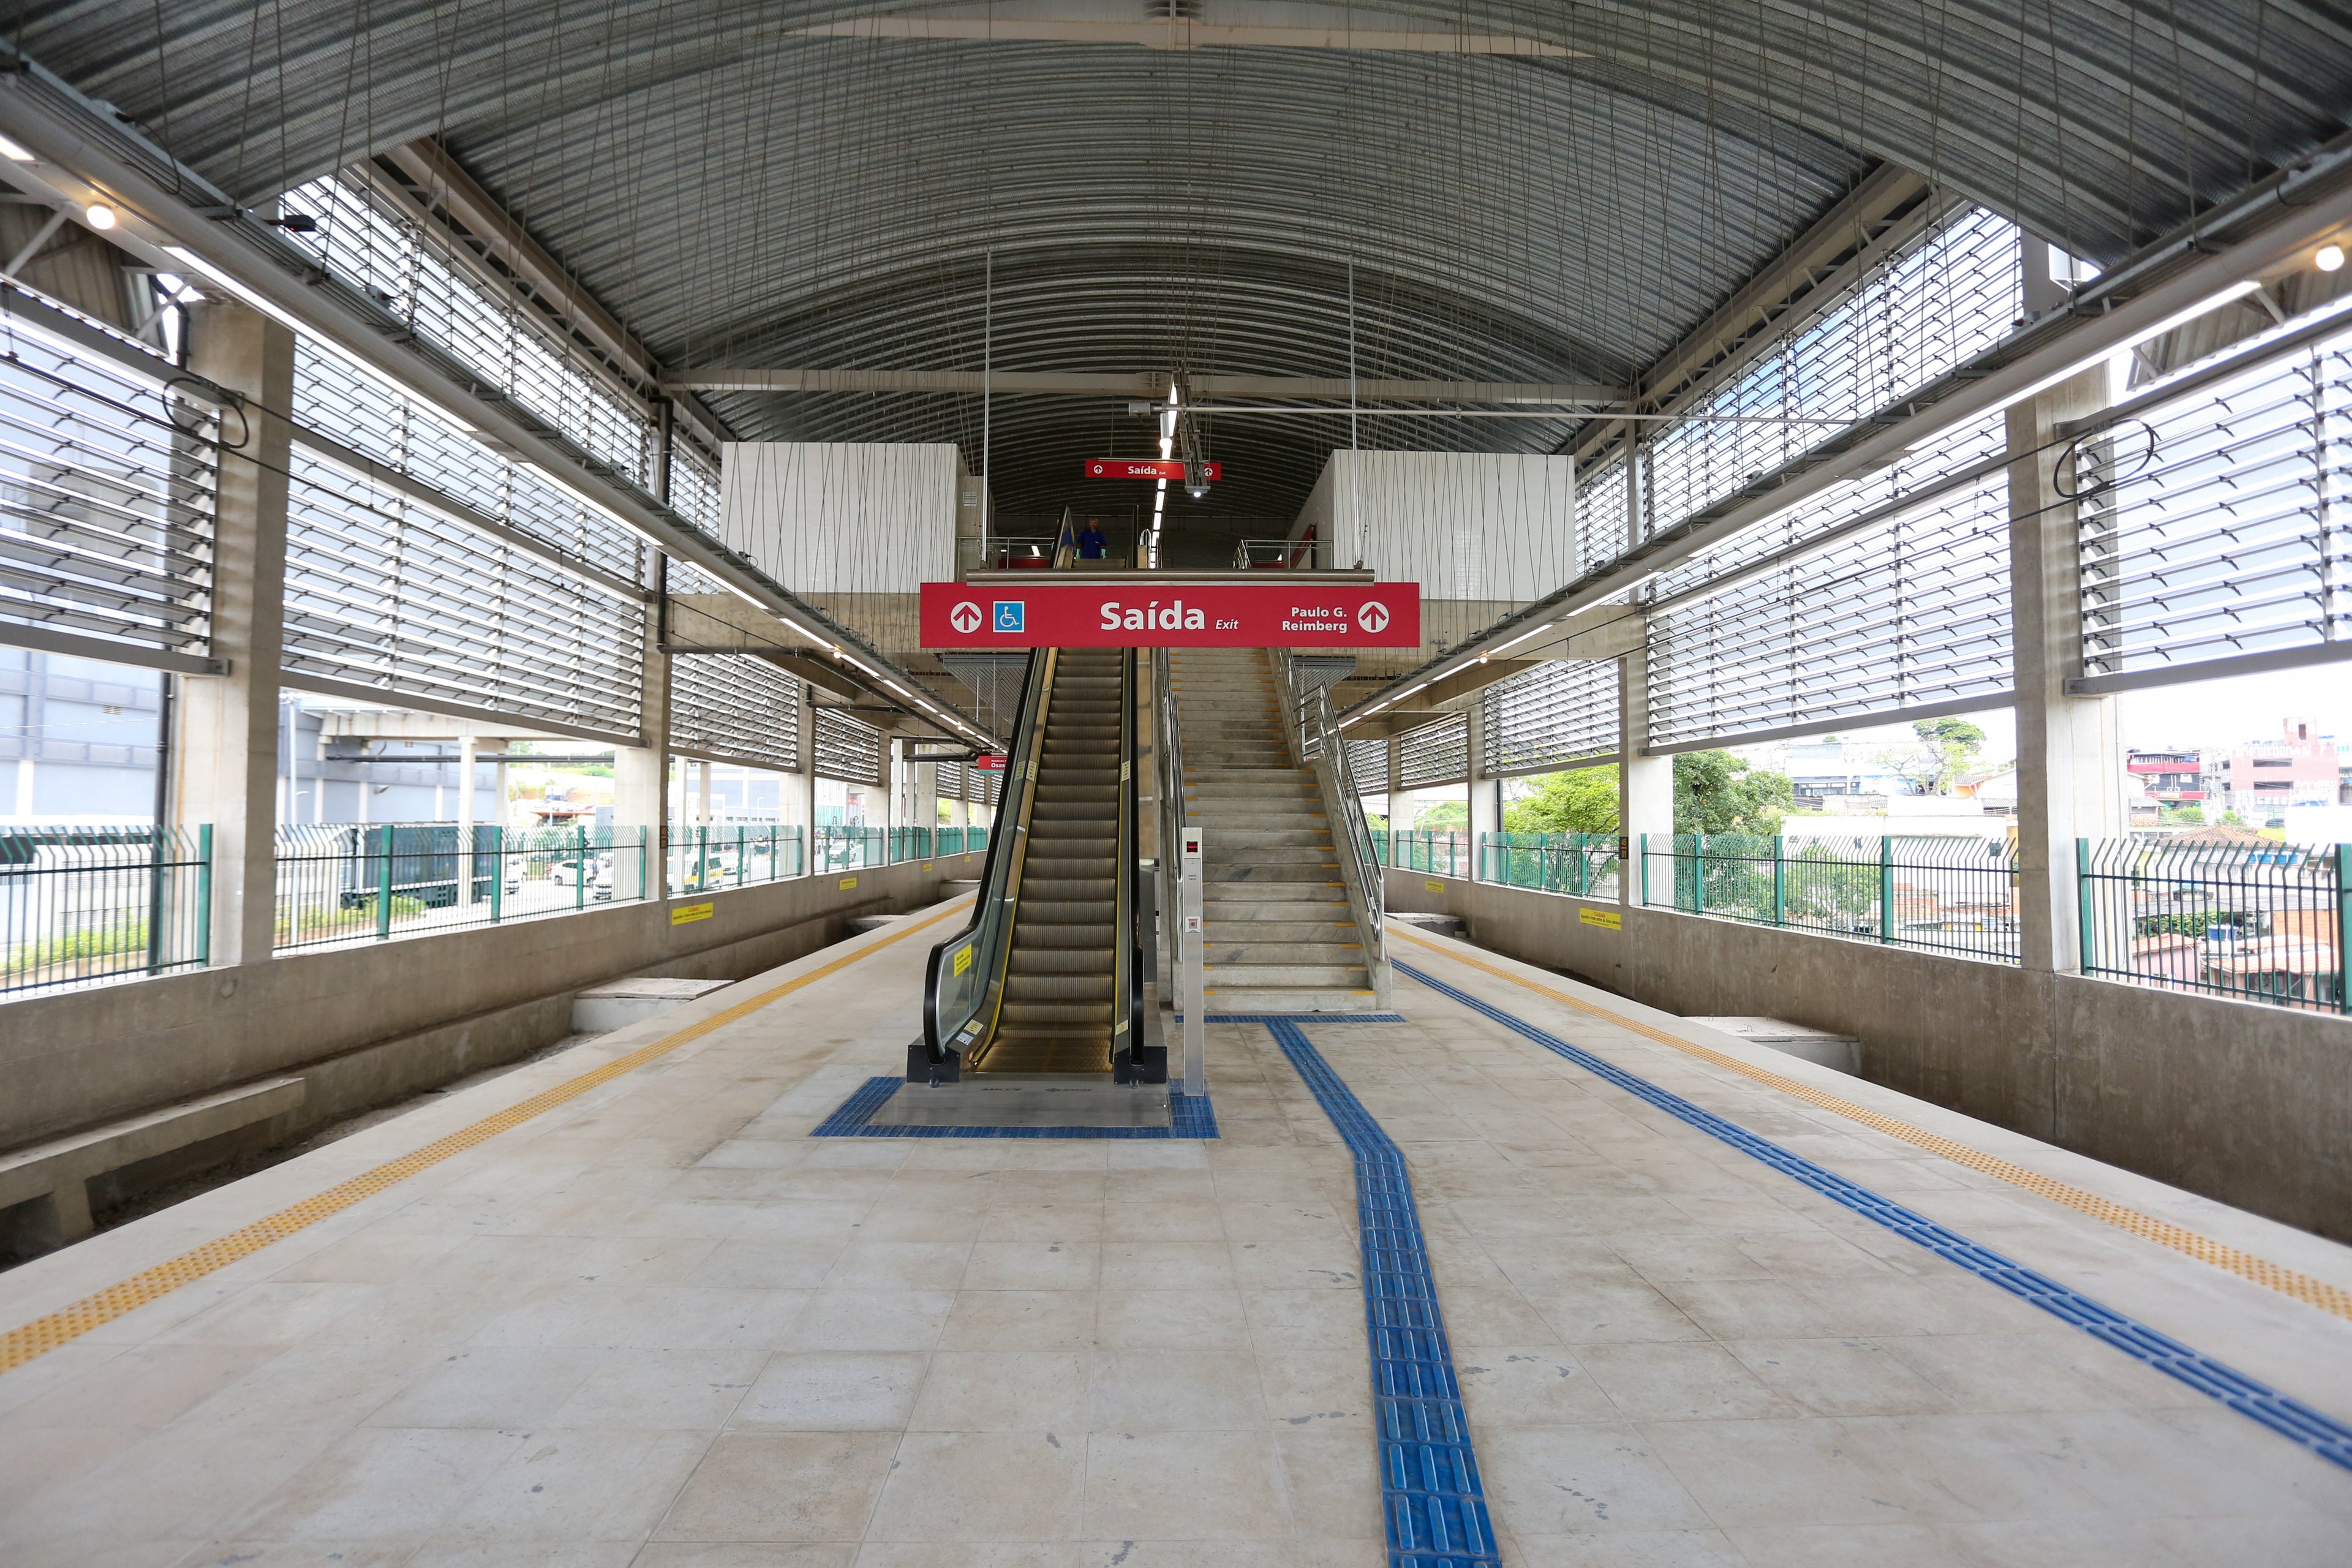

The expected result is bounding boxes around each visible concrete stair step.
[1207,942,1363,965]
[1204,961,1368,987]
[1200,919,1360,943]
[1202,984,1384,1014]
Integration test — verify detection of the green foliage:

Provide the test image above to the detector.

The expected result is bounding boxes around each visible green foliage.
[1415,799,1468,829]
[1499,751,1793,837]
[2160,804,2205,826]
[1363,813,1389,834]
[2220,810,2247,826]
[1506,766,1621,834]
[22,917,146,964]
[1674,751,1793,835]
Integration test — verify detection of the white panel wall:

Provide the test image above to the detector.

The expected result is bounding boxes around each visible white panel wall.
[719,442,965,594]
[1291,450,1577,601]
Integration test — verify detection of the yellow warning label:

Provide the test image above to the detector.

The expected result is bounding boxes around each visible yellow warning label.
[952,944,973,976]
[1579,908,1622,930]
[839,876,858,890]
[1424,880,1444,893]
[670,901,714,925]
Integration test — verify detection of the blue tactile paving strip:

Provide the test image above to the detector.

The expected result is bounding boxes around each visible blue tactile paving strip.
[811,1075,1219,1139]
[1396,959,2352,1475]
[1255,1014,1500,1568]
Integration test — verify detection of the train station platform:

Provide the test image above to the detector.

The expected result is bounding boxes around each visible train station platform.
[2,897,2350,1566]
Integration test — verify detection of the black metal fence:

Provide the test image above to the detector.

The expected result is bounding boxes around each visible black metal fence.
[1638,833,2021,963]
[2079,837,2347,1011]
[0,825,211,994]
[275,824,655,951]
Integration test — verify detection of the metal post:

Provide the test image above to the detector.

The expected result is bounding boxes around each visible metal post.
[639,827,650,900]
[1773,834,1786,928]
[576,823,588,911]
[1879,835,1896,944]
[2337,843,2350,1014]
[489,827,503,924]
[195,823,213,966]
[376,827,394,939]
[737,826,746,886]
[1180,826,1205,1095]
[1640,833,1650,907]
[2078,838,2097,975]
[1691,835,1705,915]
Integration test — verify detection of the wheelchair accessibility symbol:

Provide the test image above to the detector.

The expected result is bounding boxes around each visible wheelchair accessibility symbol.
[993,601,1026,633]
[1358,601,1390,635]
[948,601,984,635]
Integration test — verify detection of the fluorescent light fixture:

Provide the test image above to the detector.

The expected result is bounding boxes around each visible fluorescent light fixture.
[1992,278,2264,416]
[0,135,34,162]
[2319,243,2346,273]
[84,203,116,230]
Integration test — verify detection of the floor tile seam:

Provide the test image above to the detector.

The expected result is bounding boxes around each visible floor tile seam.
[1387,927,2352,1328]
[1392,956,2352,1479]
[1261,1018,1502,1566]
[0,902,975,1379]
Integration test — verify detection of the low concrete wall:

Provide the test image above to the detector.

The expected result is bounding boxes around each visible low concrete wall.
[0,853,981,1154]
[1386,868,2352,1242]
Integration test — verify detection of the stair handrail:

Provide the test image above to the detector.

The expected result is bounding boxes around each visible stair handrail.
[1152,647,1186,990]
[1274,648,1389,1003]
[920,646,1056,1074]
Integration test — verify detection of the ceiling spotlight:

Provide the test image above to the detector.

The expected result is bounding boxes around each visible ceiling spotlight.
[2318,243,2346,273]
[84,202,117,230]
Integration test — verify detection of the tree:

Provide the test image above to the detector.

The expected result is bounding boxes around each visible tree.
[1415,799,1468,829]
[1913,718,1987,794]
[1674,750,1793,835]
[1496,752,1793,837]
[1504,767,1620,834]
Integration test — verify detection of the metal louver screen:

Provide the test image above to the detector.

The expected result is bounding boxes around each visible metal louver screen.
[0,317,217,663]
[1481,660,1618,775]
[1645,450,2013,750]
[2078,317,2352,684]
[282,450,644,739]
[1346,737,1389,793]
[292,339,642,574]
[671,654,801,770]
[1397,713,1470,789]
[668,445,722,538]
[813,706,883,784]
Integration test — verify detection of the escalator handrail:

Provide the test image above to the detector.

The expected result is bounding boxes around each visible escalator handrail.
[921,645,1055,1065]
[1113,646,1142,1063]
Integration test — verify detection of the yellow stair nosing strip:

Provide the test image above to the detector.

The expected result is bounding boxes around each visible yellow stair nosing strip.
[1387,925,2352,1326]
[0,900,976,1374]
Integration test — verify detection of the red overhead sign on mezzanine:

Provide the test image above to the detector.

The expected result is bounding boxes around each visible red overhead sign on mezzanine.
[919,581,1420,648]
[1083,458,1223,482]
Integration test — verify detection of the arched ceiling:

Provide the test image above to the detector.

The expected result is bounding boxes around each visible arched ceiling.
[12,1,2350,523]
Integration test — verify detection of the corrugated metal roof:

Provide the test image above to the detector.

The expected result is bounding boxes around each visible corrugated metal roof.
[11,1,2348,521]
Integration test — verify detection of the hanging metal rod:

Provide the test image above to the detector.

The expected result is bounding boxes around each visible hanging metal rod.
[1186,405,1876,424]
[659,368,1629,403]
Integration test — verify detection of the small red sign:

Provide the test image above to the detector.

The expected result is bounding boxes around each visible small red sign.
[1083,458,1223,482]
[919,581,1420,648]
[973,754,1006,771]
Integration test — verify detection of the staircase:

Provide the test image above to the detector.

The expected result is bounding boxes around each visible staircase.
[1169,647,1382,1012]
[981,649,1123,1072]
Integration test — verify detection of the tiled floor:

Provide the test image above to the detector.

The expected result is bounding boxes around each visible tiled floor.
[2,903,2350,1566]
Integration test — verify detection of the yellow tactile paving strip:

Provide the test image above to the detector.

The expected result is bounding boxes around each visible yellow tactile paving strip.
[0,900,973,1375]
[1390,925,2352,1326]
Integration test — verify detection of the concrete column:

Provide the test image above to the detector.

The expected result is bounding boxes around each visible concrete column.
[456,733,478,909]
[1618,648,1673,907]
[793,680,818,870]
[914,760,940,840]
[611,554,669,900]
[2008,364,2124,974]
[1466,704,1499,878]
[173,301,293,967]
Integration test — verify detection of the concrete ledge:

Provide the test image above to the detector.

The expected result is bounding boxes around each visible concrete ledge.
[0,853,984,1156]
[1387,867,2352,1242]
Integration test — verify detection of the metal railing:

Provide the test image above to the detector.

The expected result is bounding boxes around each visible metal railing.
[2080,837,2347,1011]
[669,825,806,894]
[1234,538,1319,570]
[812,826,887,874]
[1638,833,2020,963]
[275,824,654,951]
[1276,650,1386,996]
[0,826,212,995]
[1479,832,1623,900]
[1376,829,1474,880]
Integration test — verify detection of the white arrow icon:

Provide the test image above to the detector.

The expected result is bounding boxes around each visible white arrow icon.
[1358,601,1390,635]
[949,600,984,635]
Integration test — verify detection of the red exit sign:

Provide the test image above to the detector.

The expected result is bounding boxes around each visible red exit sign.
[1083,458,1223,482]
[920,581,1419,648]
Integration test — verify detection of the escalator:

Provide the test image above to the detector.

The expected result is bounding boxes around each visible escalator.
[914,644,1161,1088]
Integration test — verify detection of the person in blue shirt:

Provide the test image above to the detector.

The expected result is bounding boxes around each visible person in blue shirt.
[1077,518,1108,560]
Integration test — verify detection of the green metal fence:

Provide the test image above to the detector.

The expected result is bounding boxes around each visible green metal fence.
[1638,833,2021,963]
[670,825,805,894]
[2079,837,2346,1011]
[276,824,654,951]
[934,826,988,858]
[1478,832,1623,899]
[813,824,887,874]
[0,825,212,994]
[1374,829,1473,879]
